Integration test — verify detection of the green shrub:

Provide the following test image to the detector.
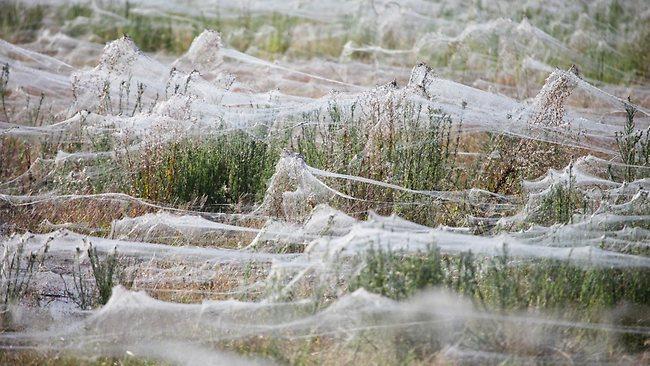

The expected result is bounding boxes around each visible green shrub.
[87,242,135,306]
[87,244,120,305]
[127,132,279,210]
[535,181,585,225]
[612,98,650,182]
[350,245,445,301]
[351,245,650,316]
[287,100,461,225]
[0,2,44,41]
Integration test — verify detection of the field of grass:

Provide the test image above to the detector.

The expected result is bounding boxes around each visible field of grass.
[1,1,650,365]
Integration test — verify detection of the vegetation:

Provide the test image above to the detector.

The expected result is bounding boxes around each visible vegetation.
[0,236,50,329]
[533,165,586,225]
[0,351,161,366]
[0,2,44,42]
[613,98,650,182]
[1,1,649,364]
[0,237,49,306]
[87,243,133,305]
[351,245,650,355]
[125,132,279,211]
[61,247,94,310]
[1,1,648,82]
[352,245,649,313]
[1,62,10,122]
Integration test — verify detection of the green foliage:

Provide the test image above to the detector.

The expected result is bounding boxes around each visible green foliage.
[0,62,9,123]
[444,250,482,299]
[94,15,183,54]
[621,24,650,80]
[80,6,300,55]
[88,244,120,305]
[352,246,650,354]
[352,245,650,317]
[536,181,585,225]
[350,245,445,300]
[0,2,44,42]
[260,13,296,56]
[128,132,279,210]
[290,100,461,224]
[613,98,650,182]
[62,4,93,20]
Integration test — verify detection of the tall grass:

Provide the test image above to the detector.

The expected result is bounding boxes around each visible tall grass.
[125,132,280,211]
[613,98,650,182]
[348,245,649,360]
[0,236,50,329]
[351,245,650,317]
[531,164,587,225]
[285,99,464,225]
[87,242,136,305]
[0,2,44,42]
